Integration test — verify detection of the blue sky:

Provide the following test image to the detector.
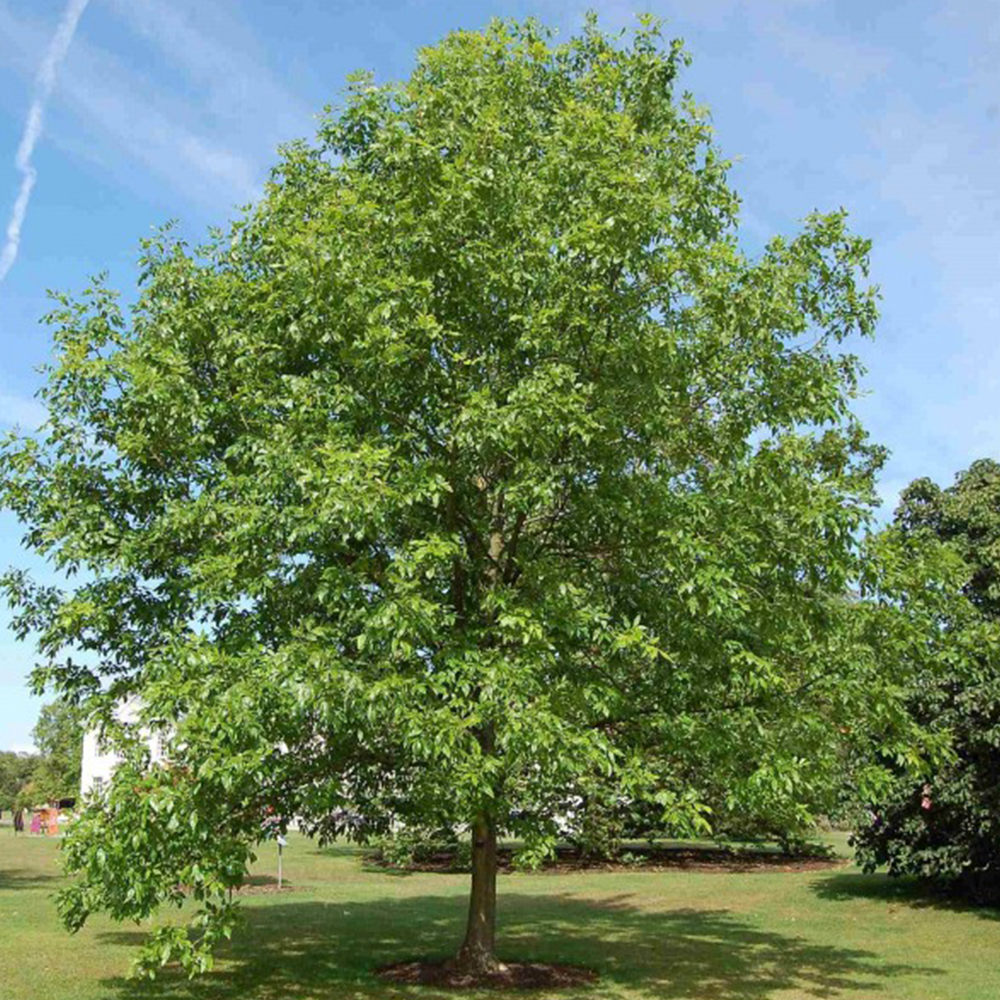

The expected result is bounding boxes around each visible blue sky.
[0,0,998,751]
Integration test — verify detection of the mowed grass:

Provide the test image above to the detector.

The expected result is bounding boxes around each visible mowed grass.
[1,827,998,1000]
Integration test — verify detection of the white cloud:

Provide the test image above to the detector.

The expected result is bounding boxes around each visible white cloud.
[59,66,261,206]
[0,167,36,283]
[576,0,821,32]
[104,0,312,133]
[0,0,90,284]
[759,15,890,93]
[0,0,314,214]
[0,390,46,429]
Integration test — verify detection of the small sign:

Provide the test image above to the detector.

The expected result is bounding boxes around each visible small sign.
[277,834,288,847]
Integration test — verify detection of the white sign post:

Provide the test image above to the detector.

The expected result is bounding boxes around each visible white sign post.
[277,834,287,889]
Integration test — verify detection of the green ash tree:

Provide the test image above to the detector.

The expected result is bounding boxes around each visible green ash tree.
[0,17,934,979]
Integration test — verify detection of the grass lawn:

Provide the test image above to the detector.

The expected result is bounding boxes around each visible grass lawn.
[1,827,998,999]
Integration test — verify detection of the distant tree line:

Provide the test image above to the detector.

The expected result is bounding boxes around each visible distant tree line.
[0,699,82,811]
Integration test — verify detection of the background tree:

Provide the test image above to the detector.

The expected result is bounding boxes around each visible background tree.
[0,699,81,811]
[0,16,935,981]
[29,699,84,803]
[854,460,1000,903]
[0,750,38,811]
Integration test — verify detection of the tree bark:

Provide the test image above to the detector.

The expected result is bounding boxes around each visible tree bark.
[451,812,502,975]
[448,513,505,977]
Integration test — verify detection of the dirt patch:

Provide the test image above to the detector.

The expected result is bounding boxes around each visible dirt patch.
[377,959,598,989]
[234,884,305,895]
[233,878,307,896]
[368,844,847,876]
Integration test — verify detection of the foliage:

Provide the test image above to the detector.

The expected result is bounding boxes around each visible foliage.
[0,14,952,976]
[564,778,629,860]
[29,699,84,802]
[0,750,38,810]
[370,825,471,870]
[854,460,1000,903]
[59,759,248,977]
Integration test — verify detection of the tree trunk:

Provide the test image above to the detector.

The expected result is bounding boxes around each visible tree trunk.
[450,813,502,975]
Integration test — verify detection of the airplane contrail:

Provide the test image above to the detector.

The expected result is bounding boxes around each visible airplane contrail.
[0,0,91,284]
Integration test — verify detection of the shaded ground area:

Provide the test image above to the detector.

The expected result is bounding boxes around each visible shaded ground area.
[377,957,599,989]
[813,870,1000,919]
[0,863,60,891]
[99,894,927,1000]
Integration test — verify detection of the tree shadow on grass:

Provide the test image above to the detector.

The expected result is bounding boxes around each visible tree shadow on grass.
[0,866,59,891]
[812,870,1000,921]
[97,891,942,1000]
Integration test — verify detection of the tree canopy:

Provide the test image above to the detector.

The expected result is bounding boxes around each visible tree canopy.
[0,16,947,979]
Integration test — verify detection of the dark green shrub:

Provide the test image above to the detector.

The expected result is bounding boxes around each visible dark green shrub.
[854,462,1000,905]
[370,825,470,870]
[570,786,626,860]
[853,666,1000,904]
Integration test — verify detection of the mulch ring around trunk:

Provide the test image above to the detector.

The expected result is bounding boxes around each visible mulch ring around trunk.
[377,959,599,990]
[232,876,309,896]
[234,884,305,895]
[368,844,848,876]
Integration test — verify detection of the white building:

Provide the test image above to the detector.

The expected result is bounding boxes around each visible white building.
[79,699,168,797]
